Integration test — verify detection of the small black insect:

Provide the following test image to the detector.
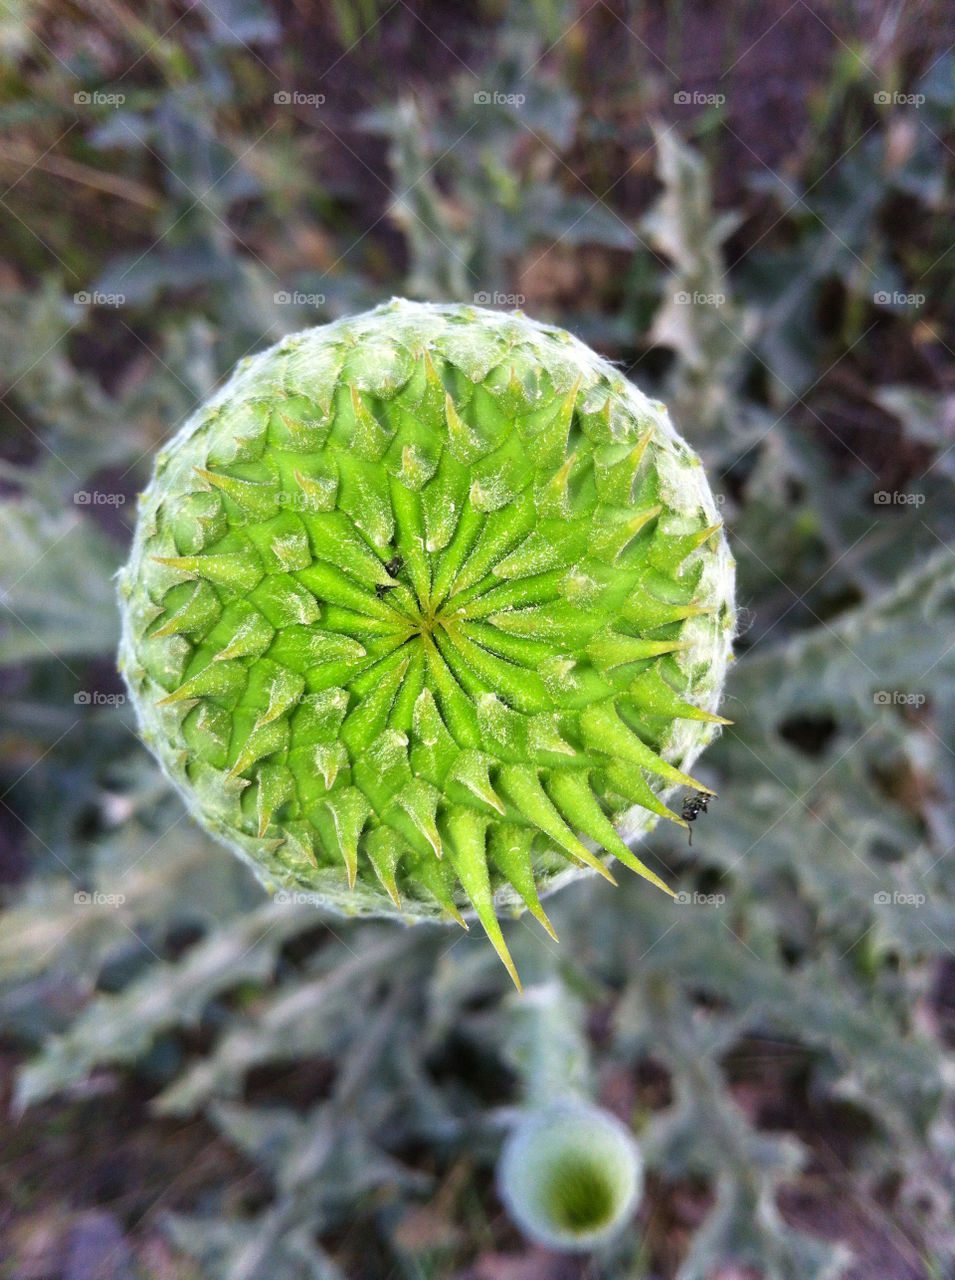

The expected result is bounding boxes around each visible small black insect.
[681,790,713,846]
[374,582,397,600]
[384,554,404,578]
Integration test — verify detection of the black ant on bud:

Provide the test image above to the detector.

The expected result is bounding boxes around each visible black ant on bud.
[376,553,404,600]
[681,790,714,846]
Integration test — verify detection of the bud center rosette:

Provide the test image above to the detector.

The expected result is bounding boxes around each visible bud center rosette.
[118,299,735,987]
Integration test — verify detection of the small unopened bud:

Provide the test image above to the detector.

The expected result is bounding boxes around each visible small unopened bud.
[497,1102,643,1251]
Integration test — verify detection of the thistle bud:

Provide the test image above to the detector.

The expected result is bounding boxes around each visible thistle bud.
[118,299,735,986]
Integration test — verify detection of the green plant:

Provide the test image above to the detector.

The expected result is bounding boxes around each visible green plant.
[5,9,954,1272]
[118,299,735,985]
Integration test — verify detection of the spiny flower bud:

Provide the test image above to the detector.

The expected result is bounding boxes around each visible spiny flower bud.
[118,299,735,987]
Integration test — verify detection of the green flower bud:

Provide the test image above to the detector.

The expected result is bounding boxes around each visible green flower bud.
[497,1103,643,1250]
[118,299,735,986]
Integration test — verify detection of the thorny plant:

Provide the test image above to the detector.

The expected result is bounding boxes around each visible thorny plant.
[0,3,954,1278]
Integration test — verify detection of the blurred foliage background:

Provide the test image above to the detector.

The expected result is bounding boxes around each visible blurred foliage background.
[1,1,955,1277]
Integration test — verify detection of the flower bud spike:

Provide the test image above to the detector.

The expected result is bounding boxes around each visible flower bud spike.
[192,468,281,521]
[580,700,716,795]
[149,580,220,639]
[322,787,372,889]
[392,777,443,859]
[593,428,654,505]
[488,824,559,941]
[446,750,506,815]
[255,763,294,839]
[155,659,247,706]
[152,550,264,593]
[225,719,288,782]
[363,825,406,909]
[445,807,521,992]
[496,765,617,885]
[545,769,675,896]
[210,609,275,662]
[408,849,468,927]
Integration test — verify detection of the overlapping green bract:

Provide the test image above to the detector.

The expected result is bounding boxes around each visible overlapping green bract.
[118,299,735,984]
